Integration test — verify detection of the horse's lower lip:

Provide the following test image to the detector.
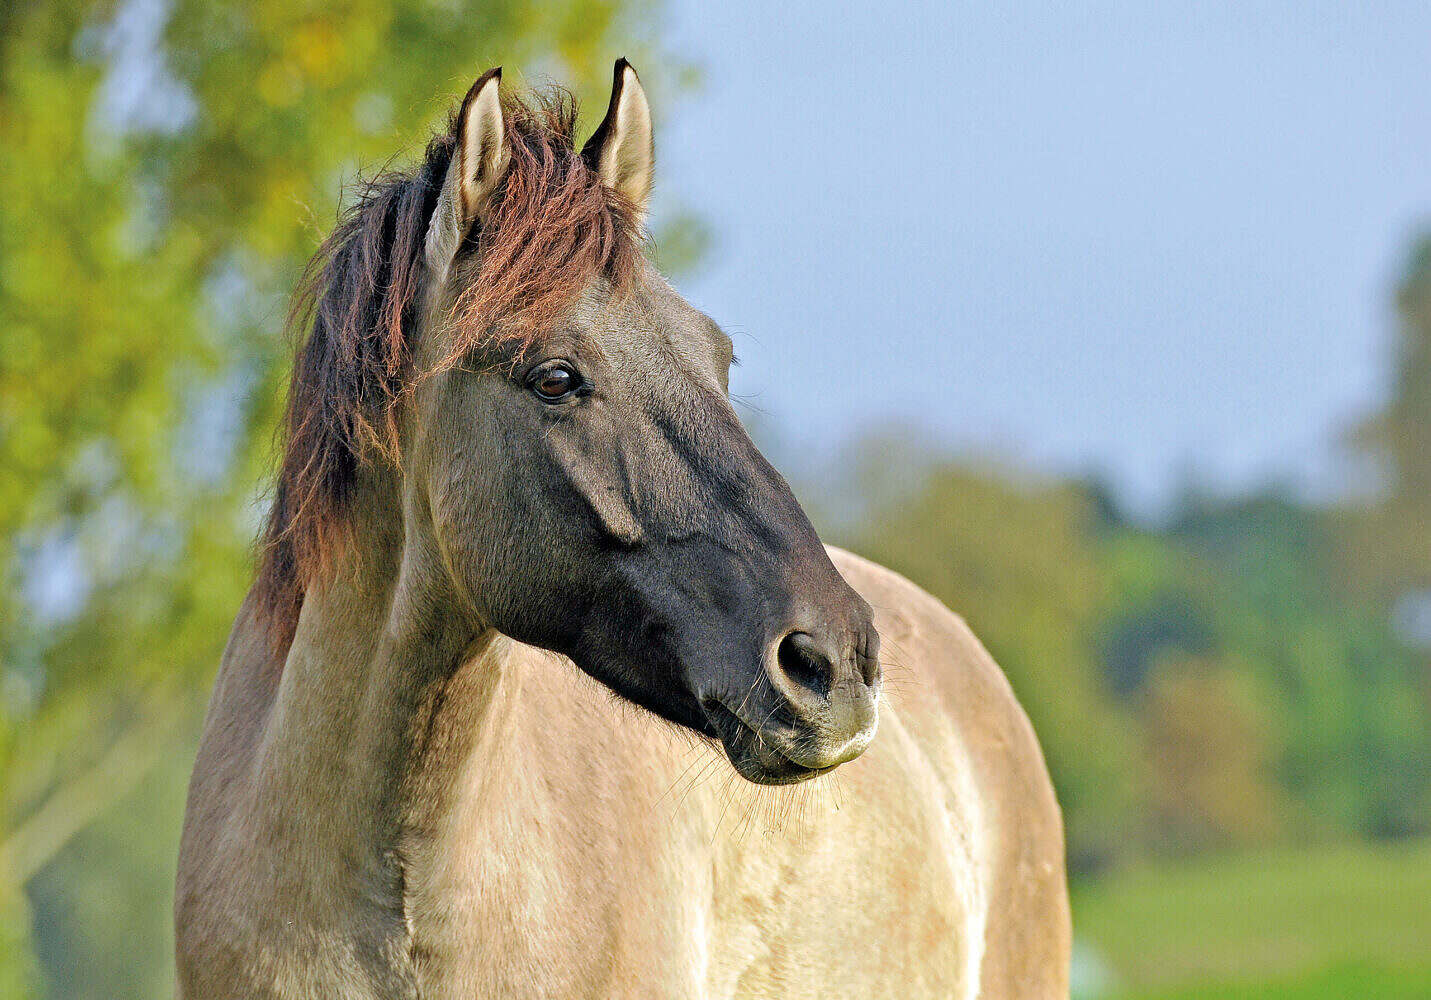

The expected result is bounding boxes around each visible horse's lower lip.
[701,700,834,786]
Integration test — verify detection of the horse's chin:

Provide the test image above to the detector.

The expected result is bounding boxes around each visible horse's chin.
[701,700,838,786]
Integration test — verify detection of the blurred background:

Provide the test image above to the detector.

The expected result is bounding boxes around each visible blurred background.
[2,1,1429,997]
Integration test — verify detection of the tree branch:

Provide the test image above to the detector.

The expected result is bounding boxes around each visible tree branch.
[0,696,190,885]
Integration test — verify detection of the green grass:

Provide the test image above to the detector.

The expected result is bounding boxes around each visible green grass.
[1072,839,1431,999]
[1124,963,1431,1000]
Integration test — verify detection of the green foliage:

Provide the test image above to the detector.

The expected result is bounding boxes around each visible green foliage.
[1342,235,1431,594]
[1140,655,1288,850]
[0,0,682,993]
[28,739,198,1000]
[1152,491,1430,844]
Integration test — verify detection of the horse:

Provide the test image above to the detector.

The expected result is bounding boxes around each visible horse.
[175,60,1070,999]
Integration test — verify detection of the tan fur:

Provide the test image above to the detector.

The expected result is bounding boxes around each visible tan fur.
[177,545,1069,998]
[178,66,1069,997]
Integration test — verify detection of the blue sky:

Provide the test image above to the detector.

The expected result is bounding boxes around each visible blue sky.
[652,2,1431,511]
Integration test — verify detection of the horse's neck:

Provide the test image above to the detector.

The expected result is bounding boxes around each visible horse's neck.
[241,529,507,908]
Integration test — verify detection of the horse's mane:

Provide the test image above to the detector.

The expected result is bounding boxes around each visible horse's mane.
[254,87,641,653]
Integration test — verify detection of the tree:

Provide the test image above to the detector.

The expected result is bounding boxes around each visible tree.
[0,1,684,991]
[1343,235,1431,596]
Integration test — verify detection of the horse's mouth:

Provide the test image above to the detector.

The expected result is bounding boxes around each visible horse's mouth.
[701,700,841,786]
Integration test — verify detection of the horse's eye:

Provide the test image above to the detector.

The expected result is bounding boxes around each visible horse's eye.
[527,362,581,402]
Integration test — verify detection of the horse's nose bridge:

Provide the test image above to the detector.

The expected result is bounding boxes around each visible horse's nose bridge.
[666,391,880,700]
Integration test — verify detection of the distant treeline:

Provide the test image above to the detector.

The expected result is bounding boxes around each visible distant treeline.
[812,453,1427,874]
[804,238,1431,874]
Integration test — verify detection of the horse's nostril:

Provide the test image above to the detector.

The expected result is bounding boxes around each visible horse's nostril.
[858,629,882,687]
[775,631,834,698]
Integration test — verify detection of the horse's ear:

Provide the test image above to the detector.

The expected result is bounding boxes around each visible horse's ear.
[582,58,653,220]
[427,67,509,272]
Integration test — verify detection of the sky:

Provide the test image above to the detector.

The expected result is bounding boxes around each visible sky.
[652,2,1431,513]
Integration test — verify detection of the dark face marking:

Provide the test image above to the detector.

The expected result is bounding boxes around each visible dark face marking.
[416,269,881,784]
[258,77,880,785]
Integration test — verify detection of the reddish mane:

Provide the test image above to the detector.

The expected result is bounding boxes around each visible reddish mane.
[255,88,641,652]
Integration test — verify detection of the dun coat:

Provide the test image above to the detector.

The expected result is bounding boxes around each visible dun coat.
[175,61,1070,999]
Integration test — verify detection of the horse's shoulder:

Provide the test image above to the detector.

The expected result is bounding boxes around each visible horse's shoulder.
[828,545,1070,993]
[826,545,1018,713]
[825,544,1059,821]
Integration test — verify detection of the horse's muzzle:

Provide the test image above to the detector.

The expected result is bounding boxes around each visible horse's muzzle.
[704,626,881,785]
